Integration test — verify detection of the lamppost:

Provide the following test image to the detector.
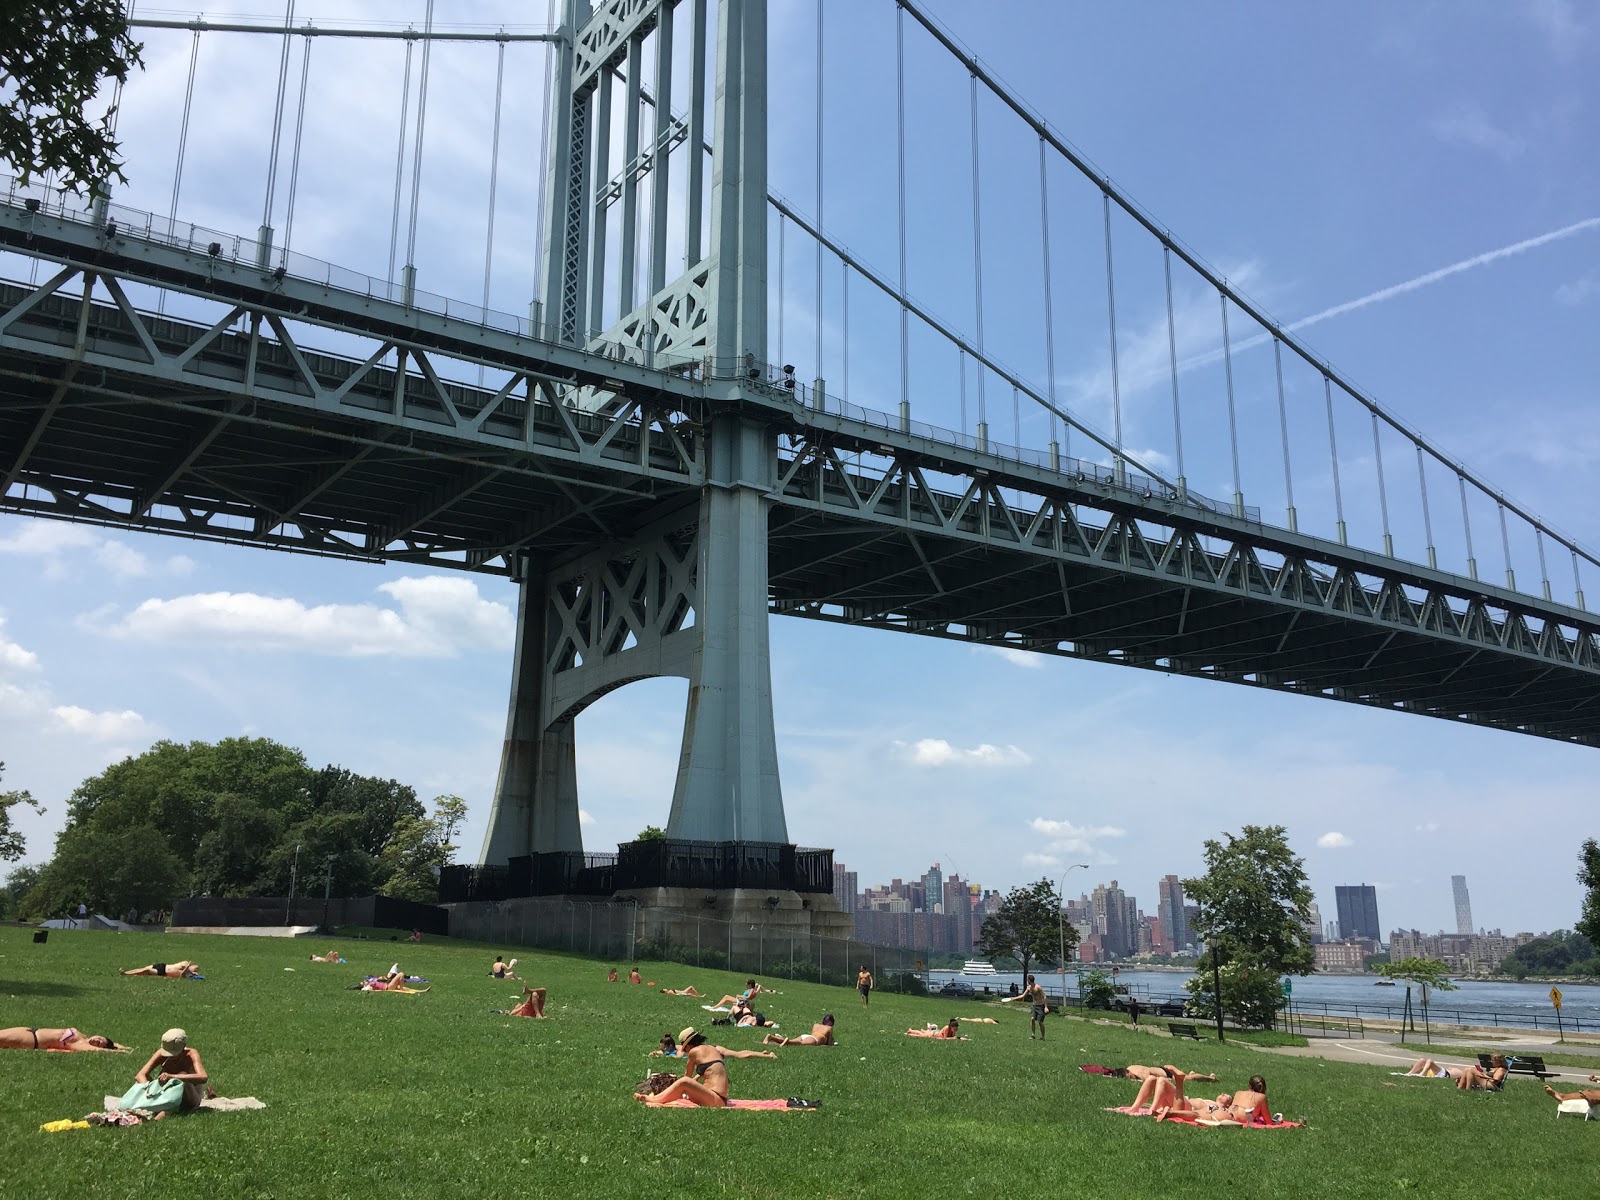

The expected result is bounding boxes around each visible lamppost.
[1057,863,1089,1007]
[320,854,335,934]
[284,841,302,923]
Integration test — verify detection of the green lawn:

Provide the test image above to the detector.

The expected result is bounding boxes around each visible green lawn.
[2,927,1595,1199]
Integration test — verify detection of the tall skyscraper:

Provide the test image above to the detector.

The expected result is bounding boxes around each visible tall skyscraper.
[833,863,858,915]
[1335,884,1381,942]
[1090,880,1137,958]
[1452,875,1473,935]
[922,863,944,914]
[1158,875,1189,951]
[1303,900,1323,945]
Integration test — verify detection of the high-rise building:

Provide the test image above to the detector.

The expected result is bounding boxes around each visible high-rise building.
[943,876,973,953]
[1090,880,1137,958]
[1303,900,1323,945]
[1452,875,1473,936]
[1335,884,1381,942]
[833,863,858,915]
[1158,875,1189,951]
[922,863,944,914]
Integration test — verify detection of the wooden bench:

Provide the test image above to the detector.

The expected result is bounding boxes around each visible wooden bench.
[1478,1053,1558,1080]
[1168,1021,1202,1040]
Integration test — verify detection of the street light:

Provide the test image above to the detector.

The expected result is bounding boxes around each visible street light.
[1057,864,1090,1008]
[320,854,336,934]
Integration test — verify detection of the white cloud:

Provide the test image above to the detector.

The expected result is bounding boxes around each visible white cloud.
[96,541,150,579]
[1317,831,1353,849]
[0,616,40,674]
[1555,276,1596,307]
[579,809,595,826]
[1022,851,1059,867]
[1028,816,1126,867]
[166,554,197,577]
[1524,0,1588,54]
[0,518,191,580]
[1428,106,1524,162]
[980,646,1044,670]
[51,705,151,740]
[93,575,514,658]
[894,738,1032,768]
[1415,821,1439,834]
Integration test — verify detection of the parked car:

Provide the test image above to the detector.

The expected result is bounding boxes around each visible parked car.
[937,980,976,998]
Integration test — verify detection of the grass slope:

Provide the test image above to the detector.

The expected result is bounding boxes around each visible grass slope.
[2,928,1595,1199]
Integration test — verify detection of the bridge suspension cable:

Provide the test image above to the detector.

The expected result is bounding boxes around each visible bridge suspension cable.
[402,0,437,302]
[259,0,296,260]
[387,38,414,289]
[279,33,313,264]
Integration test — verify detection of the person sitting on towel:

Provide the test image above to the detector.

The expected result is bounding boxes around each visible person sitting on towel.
[490,956,519,980]
[763,1014,835,1047]
[132,1028,209,1111]
[1406,1054,1506,1090]
[508,986,545,1018]
[633,1027,775,1108]
[0,1025,126,1052]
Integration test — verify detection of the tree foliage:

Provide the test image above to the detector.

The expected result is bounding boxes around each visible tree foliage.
[0,0,144,195]
[1578,839,1600,949]
[0,761,43,862]
[635,825,667,842]
[19,738,460,917]
[1380,956,1458,995]
[1182,825,1314,1028]
[1496,930,1598,979]
[978,878,1068,980]
[1077,967,1116,1008]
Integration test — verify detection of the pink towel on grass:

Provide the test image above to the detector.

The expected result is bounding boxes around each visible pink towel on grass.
[654,1098,811,1111]
[1107,1106,1300,1130]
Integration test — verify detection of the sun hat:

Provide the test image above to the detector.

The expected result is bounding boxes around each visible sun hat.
[677,1026,699,1046]
[159,1028,188,1055]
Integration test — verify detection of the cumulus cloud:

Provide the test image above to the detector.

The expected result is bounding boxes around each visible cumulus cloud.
[92,575,514,658]
[1428,106,1524,161]
[0,518,189,580]
[1556,276,1596,307]
[51,705,151,740]
[579,809,595,826]
[894,738,1032,768]
[0,617,40,674]
[1028,816,1126,867]
[1022,851,1059,867]
[1317,831,1353,848]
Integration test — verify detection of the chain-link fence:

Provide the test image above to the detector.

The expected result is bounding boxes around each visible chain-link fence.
[445,898,927,990]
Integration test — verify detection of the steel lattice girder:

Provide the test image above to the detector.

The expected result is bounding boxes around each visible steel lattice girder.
[765,434,1600,746]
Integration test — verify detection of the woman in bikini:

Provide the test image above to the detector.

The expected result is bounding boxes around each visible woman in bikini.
[1117,1063,1217,1083]
[712,979,762,1008]
[1544,1077,1600,1105]
[118,960,200,978]
[764,1014,835,1046]
[308,950,344,963]
[659,985,702,997]
[0,1026,126,1052]
[508,986,545,1017]
[906,1018,963,1039]
[1406,1053,1507,1090]
[363,965,430,993]
[490,956,519,980]
[633,1027,776,1107]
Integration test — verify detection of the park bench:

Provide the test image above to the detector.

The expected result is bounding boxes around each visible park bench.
[1168,1021,1202,1040]
[1478,1053,1557,1080]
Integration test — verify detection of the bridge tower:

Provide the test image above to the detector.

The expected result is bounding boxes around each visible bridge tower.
[479,0,789,864]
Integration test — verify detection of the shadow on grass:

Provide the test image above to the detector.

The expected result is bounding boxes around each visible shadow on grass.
[0,979,85,997]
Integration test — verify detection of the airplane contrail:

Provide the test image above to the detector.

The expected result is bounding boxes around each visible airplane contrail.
[1286,216,1600,332]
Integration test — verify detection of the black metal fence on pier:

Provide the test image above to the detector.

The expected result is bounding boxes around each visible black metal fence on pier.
[440,841,834,903]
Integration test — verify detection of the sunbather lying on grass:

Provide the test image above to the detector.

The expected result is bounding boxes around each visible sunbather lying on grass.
[1405,1054,1505,1090]
[118,960,200,979]
[763,1015,835,1046]
[633,1027,776,1107]
[308,950,344,963]
[1544,1082,1600,1105]
[363,966,429,993]
[0,1026,126,1052]
[1136,1073,1269,1123]
[1119,1063,1217,1083]
[906,1018,963,1040]
[660,986,702,997]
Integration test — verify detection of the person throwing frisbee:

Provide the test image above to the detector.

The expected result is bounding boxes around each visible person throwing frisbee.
[1002,974,1048,1039]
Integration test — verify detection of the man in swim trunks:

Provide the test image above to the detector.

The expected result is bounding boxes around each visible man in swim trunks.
[1001,974,1049,1039]
[857,966,874,1007]
[118,960,200,979]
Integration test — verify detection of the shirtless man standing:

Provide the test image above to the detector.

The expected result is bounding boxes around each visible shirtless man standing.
[1002,975,1049,1039]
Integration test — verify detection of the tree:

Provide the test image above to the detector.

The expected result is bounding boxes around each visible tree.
[0,864,42,920]
[1182,825,1314,1030]
[22,822,184,916]
[1380,956,1458,1040]
[635,825,667,842]
[0,0,143,196]
[432,794,469,864]
[0,761,42,861]
[1180,961,1287,1029]
[1578,839,1600,948]
[1078,966,1116,1009]
[978,879,1065,981]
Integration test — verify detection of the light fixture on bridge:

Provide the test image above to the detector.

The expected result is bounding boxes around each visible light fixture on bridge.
[24,197,40,213]
[782,363,796,391]
[765,895,781,909]
[1141,489,1153,499]
[271,264,287,282]
[207,241,223,257]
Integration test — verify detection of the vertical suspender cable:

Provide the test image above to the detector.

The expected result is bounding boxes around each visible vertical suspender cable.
[1497,504,1515,590]
[1324,376,1346,544]
[1273,340,1294,529]
[481,38,507,323]
[532,0,556,316]
[842,267,850,404]
[815,1,825,386]
[958,348,967,433]
[279,34,313,263]
[1459,475,1477,580]
[1012,383,1020,448]
[166,29,201,237]
[1039,138,1060,462]
[896,5,910,431]
[1163,247,1182,493]
[777,215,785,376]
[403,0,438,286]
[970,74,986,444]
[1371,412,1392,556]
[260,1,296,244]
[1416,445,1436,569]
[1220,295,1241,514]
[1536,529,1551,601]
[387,38,415,290]
[1571,548,1585,610]
[1102,192,1123,481]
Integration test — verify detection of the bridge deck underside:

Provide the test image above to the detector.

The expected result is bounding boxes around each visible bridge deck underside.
[766,507,1600,746]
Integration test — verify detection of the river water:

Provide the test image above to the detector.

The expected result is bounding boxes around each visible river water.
[927,968,1600,1034]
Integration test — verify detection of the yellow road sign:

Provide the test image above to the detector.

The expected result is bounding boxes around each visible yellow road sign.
[1550,986,1564,1009]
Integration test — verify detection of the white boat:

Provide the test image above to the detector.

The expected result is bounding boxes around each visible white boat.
[960,960,998,976]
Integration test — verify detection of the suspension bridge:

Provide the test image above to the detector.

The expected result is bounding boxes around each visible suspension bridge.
[1,1,1595,897]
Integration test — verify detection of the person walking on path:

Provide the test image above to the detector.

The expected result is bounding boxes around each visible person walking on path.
[856,966,874,1008]
[1002,975,1048,1039]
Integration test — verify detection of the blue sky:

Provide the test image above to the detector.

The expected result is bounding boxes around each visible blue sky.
[1,1,1596,936]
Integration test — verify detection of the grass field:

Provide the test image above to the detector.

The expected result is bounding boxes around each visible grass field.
[3,927,1596,1199]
